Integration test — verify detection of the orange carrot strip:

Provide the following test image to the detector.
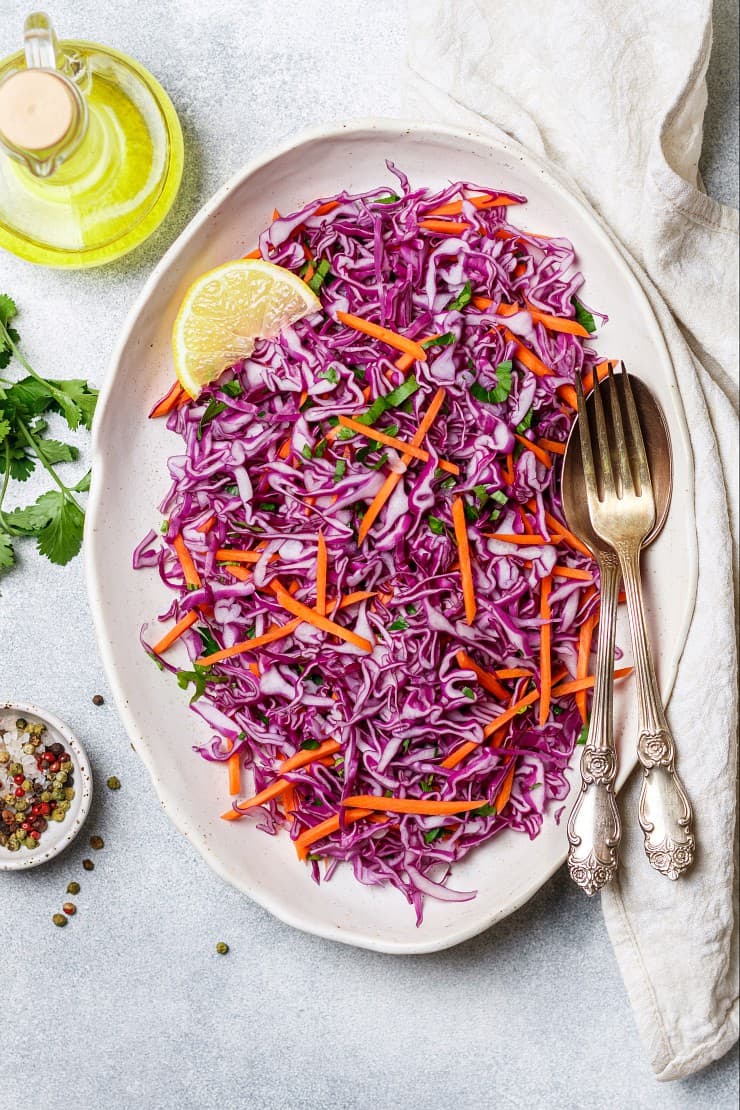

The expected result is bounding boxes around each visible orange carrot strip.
[472,296,493,311]
[515,434,553,468]
[521,561,593,581]
[280,740,342,773]
[222,778,292,820]
[426,194,520,217]
[503,453,516,485]
[149,381,186,419]
[270,582,373,652]
[314,200,340,216]
[151,611,198,655]
[172,533,201,588]
[537,437,566,455]
[316,531,327,616]
[271,208,280,221]
[518,505,533,535]
[495,761,517,813]
[358,387,447,543]
[394,334,443,372]
[452,496,477,624]
[552,667,633,698]
[196,515,216,534]
[527,304,590,338]
[341,796,488,816]
[295,808,373,860]
[303,262,316,283]
[494,667,532,679]
[227,751,241,796]
[197,617,303,665]
[456,650,508,701]
[336,415,459,475]
[495,302,520,317]
[216,549,266,564]
[482,687,540,740]
[418,219,471,234]
[336,311,427,361]
[243,248,261,259]
[440,740,480,769]
[575,613,597,723]
[502,327,552,377]
[485,533,563,545]
[538,575,553,726]
[542,509,592,558]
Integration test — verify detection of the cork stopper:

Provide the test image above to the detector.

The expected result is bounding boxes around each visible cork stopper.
[0,69,74,151]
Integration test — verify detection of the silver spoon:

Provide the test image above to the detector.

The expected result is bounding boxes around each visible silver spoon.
[561,374,671,894]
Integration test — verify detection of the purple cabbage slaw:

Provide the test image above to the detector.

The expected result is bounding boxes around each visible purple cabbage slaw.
[135,164,607,924]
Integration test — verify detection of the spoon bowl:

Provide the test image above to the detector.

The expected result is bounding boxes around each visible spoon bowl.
[561,374,672,555]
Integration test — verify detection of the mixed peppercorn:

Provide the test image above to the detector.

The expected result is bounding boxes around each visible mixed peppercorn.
[0,716,75,852]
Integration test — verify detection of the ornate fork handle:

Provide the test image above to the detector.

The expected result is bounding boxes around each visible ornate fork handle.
[619,545,695,879]
[567,554,622,895]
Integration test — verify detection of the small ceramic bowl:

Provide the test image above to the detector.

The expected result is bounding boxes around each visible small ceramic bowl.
[0,702,93,871]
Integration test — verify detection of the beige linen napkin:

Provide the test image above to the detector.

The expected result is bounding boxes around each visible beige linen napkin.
[404,0,738,1081]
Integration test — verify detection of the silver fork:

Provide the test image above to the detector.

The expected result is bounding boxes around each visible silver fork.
[576,367,695,879]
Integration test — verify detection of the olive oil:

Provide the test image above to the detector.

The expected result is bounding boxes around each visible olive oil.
[0,13,183,267]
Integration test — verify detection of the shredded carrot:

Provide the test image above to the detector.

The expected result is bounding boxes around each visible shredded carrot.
[227,751,241,796]
[575,613,597,723]
[336,311,427,361]
[542,509,591,558]
[280,739,342,773]
[394,334,443,373]
[426,194,519,218]
[537,437,566,455]
[196,515,216,534]
[270,582,373,652]
[451,496,477,624]
[522,561,592,581]
[503,453,516,485]
[472,295,493,311]
[514,434,553,468]
[358,387,447,543]
[271,208,280,221]
[494,667,532,679]
[513,261,526,278]
[149,381,186,419]
[501,327,552,377]
[151,610,198,655]
[303,262,316,283]
[277,437,292,459]
[222,778,292,820]
[418,219,471,234]
[316,531,327,616]
[314,200,339,216]
[485,533,563,545]
[282,786,297,822]
[495,761,517,813]
[216,548,269,564]
[495,301,519,317]
[529,308,589,337]
[171,534,201,589]
[341,796,488,816]
[456,650,508,700]
[518,505,533,535]
[538,575,553,726]
[337,414,459,475]
[295,808,373,860]
[197,617,303,665]
[243,248,261,259]
[552,667,633,698]
[483,688,540,740]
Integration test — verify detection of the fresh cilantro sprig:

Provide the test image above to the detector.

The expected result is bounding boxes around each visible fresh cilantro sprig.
[0,296,98,572]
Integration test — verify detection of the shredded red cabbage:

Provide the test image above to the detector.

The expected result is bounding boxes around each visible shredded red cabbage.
[135,165,608,924]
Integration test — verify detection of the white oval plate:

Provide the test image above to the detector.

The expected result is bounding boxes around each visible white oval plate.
[86,121,697,953]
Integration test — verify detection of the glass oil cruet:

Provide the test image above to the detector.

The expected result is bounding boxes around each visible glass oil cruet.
[0,12,184,267]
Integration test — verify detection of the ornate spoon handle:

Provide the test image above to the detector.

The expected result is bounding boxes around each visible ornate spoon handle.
[567,554,622,895]
[619,545,695,879]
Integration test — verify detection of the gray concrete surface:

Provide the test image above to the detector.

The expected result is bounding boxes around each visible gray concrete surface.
[1,2,737,1107]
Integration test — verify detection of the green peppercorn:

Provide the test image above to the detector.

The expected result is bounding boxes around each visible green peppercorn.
[89,835,104,850]
[216,942,229,955]
[25,837,37,849]
[64,788,75,801]
[51,810,65,822]
[52,913,67,927]
[106,776,121,791]
[67,881,80,895]
[40,791,51,802]
[61,761,72,772]
[10,763,23,775]
[14,799,27,813]
[0,751,9,764]
[55,772,68,783]
[15,718,27,730]
[22,743,35,755]
[82,858,94,871]
[21,779,32,791]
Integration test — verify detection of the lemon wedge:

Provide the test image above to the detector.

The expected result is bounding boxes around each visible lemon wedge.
[172,259,321,397]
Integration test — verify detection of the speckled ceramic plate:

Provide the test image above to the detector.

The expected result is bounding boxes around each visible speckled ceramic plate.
[0,702,92,870]
[86,120,697,953]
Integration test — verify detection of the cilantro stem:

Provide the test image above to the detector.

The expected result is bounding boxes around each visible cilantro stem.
[0,321,71,411]
[15,418,83,511]
[0,440,12,531]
